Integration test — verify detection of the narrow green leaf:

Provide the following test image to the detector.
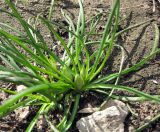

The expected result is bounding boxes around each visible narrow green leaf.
[0,84,49,115]
[64,94,80,131]
[26,104,48,132]
[94,49,160,83]
[151,24,159,54]
[0,98,34,117]
[85,84,160,102]
[89,0,120,77]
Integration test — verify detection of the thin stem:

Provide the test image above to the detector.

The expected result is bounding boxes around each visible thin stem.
[115,18,154,37]
[48,0,55,21]
[99,45,125,110]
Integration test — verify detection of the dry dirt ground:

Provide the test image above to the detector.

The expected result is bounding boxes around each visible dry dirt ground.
[0,0,160,131]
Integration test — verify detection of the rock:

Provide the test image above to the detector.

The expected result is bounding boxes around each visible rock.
[14,85,29,120]
[15,106,29,120]
[129,126,135,132]
[100,99,128,120]
[78,107,98,113]
[78,102,98,113]
[0,91,7,104]
[77,100,128,132]
[37,115,47,131]
[16,85,26,92]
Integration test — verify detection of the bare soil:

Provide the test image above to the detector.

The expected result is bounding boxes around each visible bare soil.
[0,0,160,131]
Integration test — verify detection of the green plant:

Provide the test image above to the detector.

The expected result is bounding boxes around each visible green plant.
[0,0,160,131]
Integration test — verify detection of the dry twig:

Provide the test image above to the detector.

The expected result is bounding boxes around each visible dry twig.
[153,0,160,12]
